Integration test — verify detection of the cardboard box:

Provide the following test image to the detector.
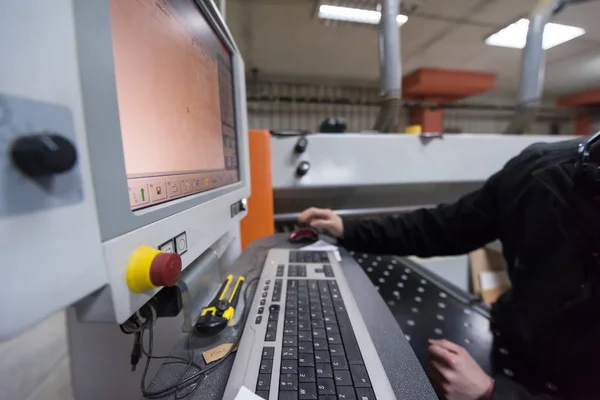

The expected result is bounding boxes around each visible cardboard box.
[469,247,510,305]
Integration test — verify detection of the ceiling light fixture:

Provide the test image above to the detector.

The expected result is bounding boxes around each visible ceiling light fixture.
[485,18,585,50]
[318,5,408,26]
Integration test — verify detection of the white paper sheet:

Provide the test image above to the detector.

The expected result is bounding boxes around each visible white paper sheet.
[300,240,342,261]
[235,386,263,400]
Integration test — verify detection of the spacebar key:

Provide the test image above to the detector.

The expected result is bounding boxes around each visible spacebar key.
[336,312,364,365]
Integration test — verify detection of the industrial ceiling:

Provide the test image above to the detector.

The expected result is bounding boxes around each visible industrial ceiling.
[226,0,600,100]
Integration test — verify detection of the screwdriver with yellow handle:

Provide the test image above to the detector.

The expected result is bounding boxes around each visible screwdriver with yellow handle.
[195,274,245,335]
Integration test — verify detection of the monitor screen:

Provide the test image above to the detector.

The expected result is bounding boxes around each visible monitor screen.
[109,0,239,210]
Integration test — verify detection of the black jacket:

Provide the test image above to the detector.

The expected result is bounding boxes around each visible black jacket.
[339,138,600,400]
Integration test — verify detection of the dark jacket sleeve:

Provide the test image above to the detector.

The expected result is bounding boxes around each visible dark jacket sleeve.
[338,174,501,257]
[492,376,562,400]
[337,146,538,257]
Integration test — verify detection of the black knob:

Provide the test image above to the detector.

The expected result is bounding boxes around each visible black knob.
[294,136,308,153]
[296,161,310,177]
[11,134,77,178]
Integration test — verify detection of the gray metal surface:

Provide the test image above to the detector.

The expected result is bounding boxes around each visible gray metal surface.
[270,134,571,191]
[0,94,82,215]
[149,234,437,399]
[506,0,561,134]
[73,0,250,241]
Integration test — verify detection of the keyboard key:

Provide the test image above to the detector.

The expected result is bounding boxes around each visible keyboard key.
[260,299,266,306]
[355,388,376,399]
[281,359,298,374]
[312,329,326,338]
[255,390,269,399]
[255,316,262,324]
[298,354,315,367]
[298,321,310,331]
[280,374,298,391]
[334,370,353,386]
[278,392,298,400]
[285,309,298,317]
[327,334,342,345]
[282,347,298,359]
[298,342,314,354]
[265,331,276,342]
[337,314,364,365]
[262,292,268,298]
[316,363,333,378]
[335,304,346,313]
[331,356,349,370]
[299,383,318,399]
[311,311,324,320]
[298,331,311,341]
[311,320,325,329]
[314,350,331,363]
[336,386,357,399]
[298,313,310,322]
[310,303,322,311]
[284,325,298,335]
[323,265,334,277]
[270,304,280,313]
[298,367,316,383]
[324,315,337,324]
[256,373,270,391]
[317,379,336,395]
[325,323,339,334]
[283,336,298,346]
[258,307,264,314]
[320,396,337,400]
[267,321,277,330]
[313,338,328,350]
[259,359,273,374]
[285,318,297,326]
[270,313,281,322]
[327,280,338,289]
[350,365,371,387]
[329,345,345,356]
[262,347,274,359]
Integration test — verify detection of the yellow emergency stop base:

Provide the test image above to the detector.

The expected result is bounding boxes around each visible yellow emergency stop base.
[126,245,160,293]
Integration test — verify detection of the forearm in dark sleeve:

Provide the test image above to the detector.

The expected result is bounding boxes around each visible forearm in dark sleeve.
[338,179,500,257]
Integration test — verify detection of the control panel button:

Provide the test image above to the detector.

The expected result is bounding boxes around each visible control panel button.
[126,246,182,293]
[128,182,150,207]
[175,232,187,255]
[149,181,167,202]
[181,179,193,194]
[159,239,175,253]
[166,180,181,198]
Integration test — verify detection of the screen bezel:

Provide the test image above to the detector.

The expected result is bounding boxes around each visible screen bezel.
[74,0,250,241]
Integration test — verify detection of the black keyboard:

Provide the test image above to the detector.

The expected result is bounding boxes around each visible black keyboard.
[255,279,376,400]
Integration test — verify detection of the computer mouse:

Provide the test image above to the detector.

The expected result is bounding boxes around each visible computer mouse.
[288,227,319,243]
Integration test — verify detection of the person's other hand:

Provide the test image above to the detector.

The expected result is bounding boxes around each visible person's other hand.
[297,208,344,238]
[428,339,494,400]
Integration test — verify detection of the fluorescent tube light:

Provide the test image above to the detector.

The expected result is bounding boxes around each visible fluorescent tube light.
[318,5,408,26]
[485,18,585,50]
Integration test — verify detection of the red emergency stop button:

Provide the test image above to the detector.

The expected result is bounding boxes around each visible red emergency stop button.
[126,246,182,293]
[149,252,182,287]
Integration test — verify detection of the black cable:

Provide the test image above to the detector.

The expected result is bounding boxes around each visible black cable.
[139,276,260,399]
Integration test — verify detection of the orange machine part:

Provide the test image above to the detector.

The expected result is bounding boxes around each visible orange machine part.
[403,68,496,133]
[240,130,275,249]
[557,89,600,136]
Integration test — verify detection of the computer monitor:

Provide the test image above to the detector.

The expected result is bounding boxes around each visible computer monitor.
[72,0,249,323]
[109,0,240,210]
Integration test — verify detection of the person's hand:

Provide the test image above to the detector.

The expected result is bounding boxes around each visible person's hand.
[297,208,344,238]
[428,339,494,400]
